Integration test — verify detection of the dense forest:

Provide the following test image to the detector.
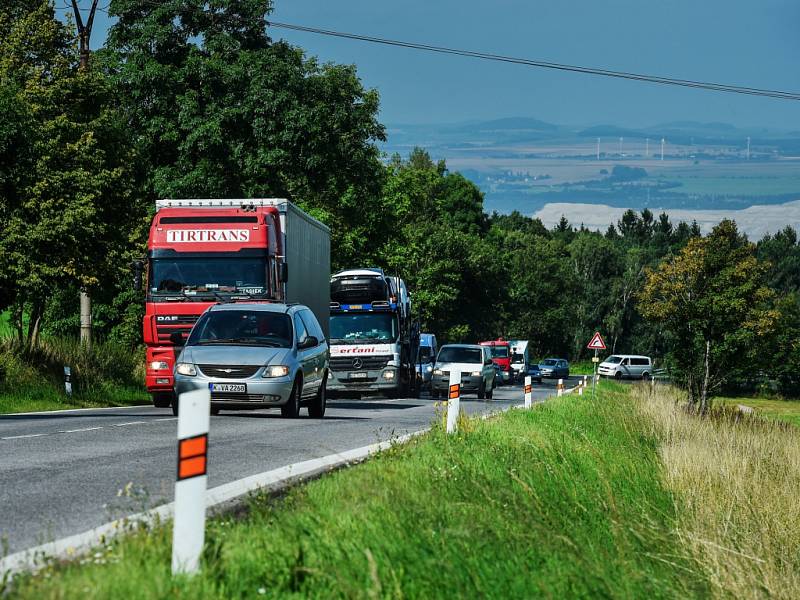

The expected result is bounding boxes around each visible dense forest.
[1,1,799,399]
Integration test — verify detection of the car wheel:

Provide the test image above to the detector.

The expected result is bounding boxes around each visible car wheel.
[281,379,302,418]
[153,392,173,409]
[642,372,651,382]
[614,371,622,381]
[308,375,327,418]
[477,380,486,400]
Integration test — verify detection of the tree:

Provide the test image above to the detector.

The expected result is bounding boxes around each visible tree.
[639,220,778,412]
[0,0,134,344]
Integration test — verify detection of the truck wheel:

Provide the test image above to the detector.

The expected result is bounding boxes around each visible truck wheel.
[281,380,301,418]
[477,380,486,400]
[308,376,327,418]
[152,392,173,408]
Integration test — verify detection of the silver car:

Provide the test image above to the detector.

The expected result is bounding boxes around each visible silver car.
[431,344,496,399]
[173,303,329,418]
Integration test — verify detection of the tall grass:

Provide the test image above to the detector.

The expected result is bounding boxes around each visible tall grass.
[9,383,705,598]
[636,384,800,599]
[0,336,147,413]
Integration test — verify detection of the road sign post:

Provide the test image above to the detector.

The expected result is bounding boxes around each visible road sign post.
[172,388,210,576]
[586,332,607,400]
[446,370,460,434]
[524,375,532,408]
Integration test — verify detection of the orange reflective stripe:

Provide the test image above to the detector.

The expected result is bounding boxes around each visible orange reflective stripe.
[448,383,460,399]
[177,434,208,480]
[179,435,207,459]
[178,456,207,480]
[524,385,532,394]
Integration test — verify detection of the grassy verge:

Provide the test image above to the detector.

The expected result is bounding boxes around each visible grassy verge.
[8,383,705,598]
[717,395,800,427]
[0,336,149,414]
[639,384,800,598]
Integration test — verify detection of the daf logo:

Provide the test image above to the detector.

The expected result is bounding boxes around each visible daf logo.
[157,315,179,322]
[352,358,363,370]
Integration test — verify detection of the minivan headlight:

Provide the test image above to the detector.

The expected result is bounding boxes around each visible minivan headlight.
[263,365,290,378]
[433,368,443,375]
[176,363,196,376]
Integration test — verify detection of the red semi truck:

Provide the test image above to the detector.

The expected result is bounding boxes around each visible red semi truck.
[136,199,330,408]
[480,338,513,385]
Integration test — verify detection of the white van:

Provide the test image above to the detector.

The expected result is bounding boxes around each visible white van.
[597,355,652,380]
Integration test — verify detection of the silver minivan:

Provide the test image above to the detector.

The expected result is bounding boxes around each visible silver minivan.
[597,355,652,380]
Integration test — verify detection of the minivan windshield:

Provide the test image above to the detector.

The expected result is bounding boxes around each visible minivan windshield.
[605,356,623,364]
[187,310,293,347]
[438,347,483,364]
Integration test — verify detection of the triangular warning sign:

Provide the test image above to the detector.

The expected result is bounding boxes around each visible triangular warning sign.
[587,332,606,350]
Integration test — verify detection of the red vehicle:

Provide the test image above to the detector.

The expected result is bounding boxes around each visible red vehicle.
[480,339,512,385]
[135,199,330,408]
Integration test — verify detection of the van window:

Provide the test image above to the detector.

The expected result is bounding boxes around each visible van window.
[294,313,309,346]
[621,358,630,365]
[631,357,650,366]
[300,309,324,343]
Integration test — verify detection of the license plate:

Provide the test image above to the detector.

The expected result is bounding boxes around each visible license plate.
[349,372,368,379]
[210,383,246,393]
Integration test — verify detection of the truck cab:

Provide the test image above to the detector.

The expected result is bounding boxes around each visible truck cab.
[480,339,513,385]
[327,269,419,398]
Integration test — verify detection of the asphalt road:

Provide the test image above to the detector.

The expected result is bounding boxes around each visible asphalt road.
[0,379,567,555]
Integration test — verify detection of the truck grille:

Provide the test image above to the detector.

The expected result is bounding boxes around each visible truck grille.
[198,365,261,379]
[156,315,199,343]
[330,355,392,372]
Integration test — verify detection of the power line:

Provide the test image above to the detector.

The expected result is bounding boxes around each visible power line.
[268,21,800,101]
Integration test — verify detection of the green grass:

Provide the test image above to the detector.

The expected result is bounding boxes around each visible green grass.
[718,396,800,427]
[8,382,706,599]
[569,360,596,375]
[0,336,149,414]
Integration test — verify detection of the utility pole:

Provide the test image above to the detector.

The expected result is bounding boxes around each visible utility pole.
[70,0,101,347]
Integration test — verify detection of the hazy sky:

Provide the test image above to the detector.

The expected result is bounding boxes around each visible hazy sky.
[71,0,800,129]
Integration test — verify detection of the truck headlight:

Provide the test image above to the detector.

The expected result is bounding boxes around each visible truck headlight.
[471,371,482,377]
[382,370,396,380]
[433,369,443,375]
[425,365,433,373]
[175,363,196,376]
[150,361,169,371]
[263,365,290,378]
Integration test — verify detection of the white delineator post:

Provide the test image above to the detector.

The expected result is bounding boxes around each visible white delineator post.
[557,378,564,397]
[524,376,532,408]
[172,387,210,576]
[446,370,460,434]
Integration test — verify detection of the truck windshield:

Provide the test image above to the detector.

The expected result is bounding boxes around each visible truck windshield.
[150,257,267,295]
[330,313,397,343]
[511,353,525,364]
[187,310,292,347]
[488,346,509,358]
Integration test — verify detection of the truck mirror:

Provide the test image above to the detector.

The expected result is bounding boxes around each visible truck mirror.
[169,332,185,346]
[279,263,288,283]
[132,260,144,292]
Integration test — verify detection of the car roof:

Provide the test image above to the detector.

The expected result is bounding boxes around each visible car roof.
[207,302,297,314]
[440,343,482,350]
[608,354,650,359]
[541,357,567,361]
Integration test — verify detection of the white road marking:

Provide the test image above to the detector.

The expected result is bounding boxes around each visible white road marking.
[112,421,147,427]
[58,427,104,434]
[1,404,154,417]
[1,433,47,440]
